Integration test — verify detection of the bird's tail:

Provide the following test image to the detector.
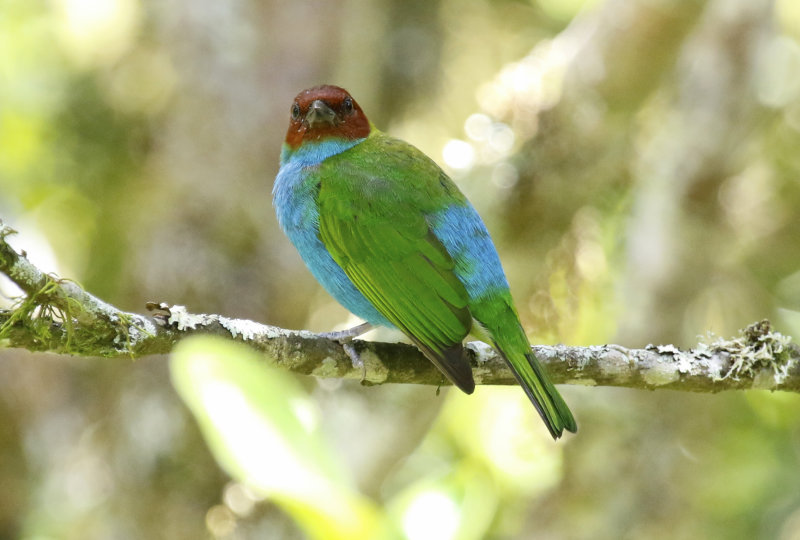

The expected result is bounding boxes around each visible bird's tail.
[480,314,577,438]
[504,347,577,439]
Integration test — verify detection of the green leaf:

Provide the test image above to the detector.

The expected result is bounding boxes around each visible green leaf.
[170,335,378,539]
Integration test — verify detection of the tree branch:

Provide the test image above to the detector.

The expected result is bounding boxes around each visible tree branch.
[2,221,799,392]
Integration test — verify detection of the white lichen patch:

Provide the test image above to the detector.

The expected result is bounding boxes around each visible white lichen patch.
[674,350,695,374]
[466,341,495,363]
[654,344,681,355]
[219,316,269,341]
[288,328,318,340]
[643,344,695,378]
[258,325,288,339]
[167,304,207,331]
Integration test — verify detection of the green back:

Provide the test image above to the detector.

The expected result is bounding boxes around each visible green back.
[316,131,475,392]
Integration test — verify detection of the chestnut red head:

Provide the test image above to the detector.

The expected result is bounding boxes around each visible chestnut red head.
[284,85,371,149]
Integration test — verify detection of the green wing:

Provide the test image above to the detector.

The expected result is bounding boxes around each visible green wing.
[317,134,475,392]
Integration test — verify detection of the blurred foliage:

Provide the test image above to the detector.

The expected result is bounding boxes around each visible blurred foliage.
[2,0,800,539]
[170,336,379,539]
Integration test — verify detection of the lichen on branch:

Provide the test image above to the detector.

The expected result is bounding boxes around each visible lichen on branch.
[1,220,799,393]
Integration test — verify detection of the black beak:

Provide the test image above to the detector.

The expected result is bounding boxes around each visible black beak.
[305,99,337,127]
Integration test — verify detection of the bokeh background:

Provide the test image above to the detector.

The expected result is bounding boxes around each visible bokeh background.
[2,0,800,538]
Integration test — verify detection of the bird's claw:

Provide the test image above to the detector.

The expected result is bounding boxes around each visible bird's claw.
[320,322,373,383]
[342,342,367,382]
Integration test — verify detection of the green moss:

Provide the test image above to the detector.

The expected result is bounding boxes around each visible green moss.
[0,273,136,357]
[2,222,154,357]
[1,277,66,349]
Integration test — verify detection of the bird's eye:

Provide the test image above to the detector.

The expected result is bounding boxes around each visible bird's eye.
[291,103,301,120]
[343,97,353,114]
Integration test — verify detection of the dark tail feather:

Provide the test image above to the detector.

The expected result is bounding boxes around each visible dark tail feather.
[414,341,475,394]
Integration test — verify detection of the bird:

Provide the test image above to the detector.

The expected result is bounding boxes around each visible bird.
[273,85,576,439]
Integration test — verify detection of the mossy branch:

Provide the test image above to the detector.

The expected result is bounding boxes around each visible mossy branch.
[2,221,799,392]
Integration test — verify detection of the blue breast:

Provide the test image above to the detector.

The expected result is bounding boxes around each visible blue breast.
[273,140,393,327]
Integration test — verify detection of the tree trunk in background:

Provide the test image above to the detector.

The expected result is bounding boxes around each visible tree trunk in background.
[620,0,773,345]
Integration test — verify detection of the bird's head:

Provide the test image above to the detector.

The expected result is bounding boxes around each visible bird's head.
[284,85,371,150]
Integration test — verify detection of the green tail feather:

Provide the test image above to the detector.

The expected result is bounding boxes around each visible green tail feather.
[523,350,577,438]
[496,345,577,439]
[473,302,577,438]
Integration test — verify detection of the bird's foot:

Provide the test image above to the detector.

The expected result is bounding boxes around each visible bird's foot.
[342,342,365,381]
[320,322,373,382]
[319,321,373,341]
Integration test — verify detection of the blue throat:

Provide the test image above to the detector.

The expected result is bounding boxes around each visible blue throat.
[280,138,360,168]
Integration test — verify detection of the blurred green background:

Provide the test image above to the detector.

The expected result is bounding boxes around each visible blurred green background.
[2,0,800,538]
